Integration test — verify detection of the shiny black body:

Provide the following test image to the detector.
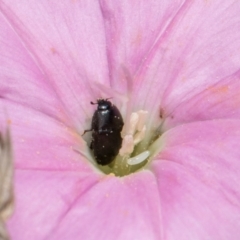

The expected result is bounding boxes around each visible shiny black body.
[90,99,124,165]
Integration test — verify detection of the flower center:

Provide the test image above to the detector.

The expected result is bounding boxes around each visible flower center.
[82,78,164,176]
[95,109,162,176]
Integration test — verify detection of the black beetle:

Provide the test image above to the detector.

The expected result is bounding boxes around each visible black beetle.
[83,99,124,165]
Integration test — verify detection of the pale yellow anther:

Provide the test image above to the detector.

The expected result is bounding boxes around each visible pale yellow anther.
[136,110,148,131]
[119,110,148,157]
[119,135,134,156]
[128,113,139,135]
[133,125,146,145]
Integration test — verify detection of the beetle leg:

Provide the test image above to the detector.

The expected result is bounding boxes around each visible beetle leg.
[82,129,92,136]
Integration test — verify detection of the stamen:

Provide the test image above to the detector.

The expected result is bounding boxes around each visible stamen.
[133,125,146,145]
[119,135,134,156]
[119,110,149,156]
[136,110,148,131]
[127,151,150,165]
[128,113,139,135]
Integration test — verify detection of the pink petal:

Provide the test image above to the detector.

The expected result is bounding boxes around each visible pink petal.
[10,171,162,240]
[0,13,64,122]
[164,71,240,130]
[131,1,240,126]
[8,170,99,240]
[0,100,93,172]
[152,119,240,239]
[99,0,185,91]
[0,0,110,127]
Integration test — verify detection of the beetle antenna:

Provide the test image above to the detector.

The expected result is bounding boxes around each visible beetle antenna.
[90,101,97,105]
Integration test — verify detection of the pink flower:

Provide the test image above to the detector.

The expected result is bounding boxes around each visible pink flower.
[1,0,240,239]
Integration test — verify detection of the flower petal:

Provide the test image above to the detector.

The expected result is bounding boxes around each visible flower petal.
[8,170,163,240]
[0,0,111,127]
[152,119,240,239]
[45,172,162,240]
[8,169,99,240]
[0,100,94,172]
[131,1,240,128]
[0,12,64,123]
[164,71,240,130]
[99,0,185,91]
